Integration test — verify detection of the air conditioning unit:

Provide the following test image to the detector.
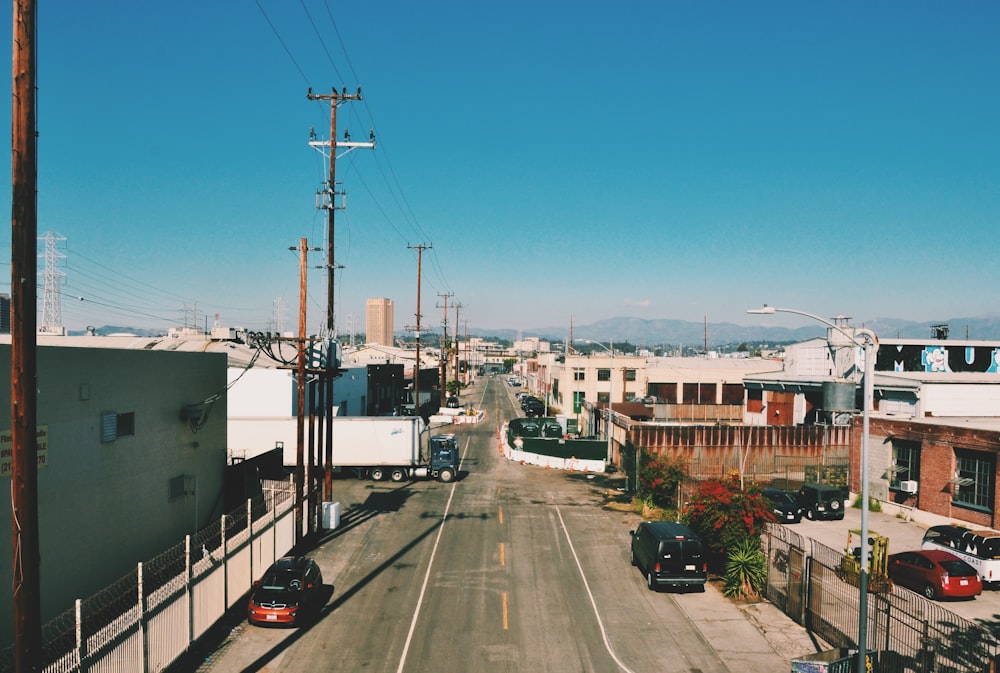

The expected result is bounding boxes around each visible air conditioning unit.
[899,480,919,494]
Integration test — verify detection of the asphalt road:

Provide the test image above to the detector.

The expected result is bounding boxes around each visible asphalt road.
[186,375,798,673]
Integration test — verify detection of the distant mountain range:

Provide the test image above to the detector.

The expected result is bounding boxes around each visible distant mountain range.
[76,314,1000,349]
[475,314,1000,348]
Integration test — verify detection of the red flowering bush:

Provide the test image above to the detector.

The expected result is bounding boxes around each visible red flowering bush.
[637,453,687,509]
[683,472,776,571]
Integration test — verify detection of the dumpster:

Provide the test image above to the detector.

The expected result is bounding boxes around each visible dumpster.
[790,648,853,673]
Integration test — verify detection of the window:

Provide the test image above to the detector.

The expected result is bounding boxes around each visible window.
[625,369,636,382]
[648,383,675,403]
[597,369,610,382]
[890,440,920,489]
[682,383,714,404]
[954,449,994,511]
[167,474,195,502]
[168,475,187,501]
[746,389,763,413]
[597,392,609,404]
[573,368,585,381]
[721,384,744,404]
[101,411,135,443]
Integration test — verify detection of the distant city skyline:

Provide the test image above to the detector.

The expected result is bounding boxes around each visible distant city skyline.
[2,2,997,335]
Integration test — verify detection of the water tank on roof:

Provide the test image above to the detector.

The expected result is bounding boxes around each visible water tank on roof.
[823,380,856,413]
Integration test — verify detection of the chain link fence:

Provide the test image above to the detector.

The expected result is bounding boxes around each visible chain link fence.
[764,522,1000,673]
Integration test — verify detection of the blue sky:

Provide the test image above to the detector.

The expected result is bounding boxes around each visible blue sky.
[1,1,998,337]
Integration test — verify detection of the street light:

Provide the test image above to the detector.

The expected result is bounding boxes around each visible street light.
[574,339,615,465]
[747,305,878,673]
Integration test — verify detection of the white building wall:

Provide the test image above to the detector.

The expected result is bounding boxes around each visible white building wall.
[921,384,1000,417]
[228,368,293,417]
[227,364,370,464]
[229,419,300,463]
[0,345,227,648]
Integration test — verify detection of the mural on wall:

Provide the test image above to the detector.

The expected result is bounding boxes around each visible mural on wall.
[877,344,1000,374]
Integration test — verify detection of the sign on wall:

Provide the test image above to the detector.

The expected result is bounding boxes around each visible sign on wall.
[0,425,49,477]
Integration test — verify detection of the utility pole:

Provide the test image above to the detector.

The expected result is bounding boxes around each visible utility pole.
[306,87,374,501]
[11,0,42,670]
[292,238,309,542]
[453,302,463,394]
[437,292,453,397]
[407,244,431,420]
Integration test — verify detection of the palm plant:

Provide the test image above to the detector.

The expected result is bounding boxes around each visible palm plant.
[723,536,768,599]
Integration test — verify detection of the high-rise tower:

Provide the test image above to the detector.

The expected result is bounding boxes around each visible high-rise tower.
[366,298,394,346]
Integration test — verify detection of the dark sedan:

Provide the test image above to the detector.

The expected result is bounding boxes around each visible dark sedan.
[248,556,324,626]
[762,487,803,524]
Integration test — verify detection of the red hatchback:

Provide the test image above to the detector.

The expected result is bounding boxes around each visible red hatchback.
[248,556,324,626]
[888,549,982,600]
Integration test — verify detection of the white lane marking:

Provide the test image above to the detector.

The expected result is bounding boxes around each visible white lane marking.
[556,506,637,673]
[395,436,471,673]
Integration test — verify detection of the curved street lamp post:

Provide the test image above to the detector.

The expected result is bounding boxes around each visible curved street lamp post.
[747,305,878,673]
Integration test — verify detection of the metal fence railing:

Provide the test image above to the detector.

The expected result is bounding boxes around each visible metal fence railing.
[0,480,298,673]
[764,522,1000,673]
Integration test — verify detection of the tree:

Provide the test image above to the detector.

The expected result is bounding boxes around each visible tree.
[683,472,775,571]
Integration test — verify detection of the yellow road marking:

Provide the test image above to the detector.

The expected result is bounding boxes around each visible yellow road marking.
[502,591,509,630]
[498,506,503,525]
[499,542,505,566]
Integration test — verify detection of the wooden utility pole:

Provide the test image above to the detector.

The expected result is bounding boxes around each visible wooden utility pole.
[408,244,431,419]
[306,87,372,502]
[294,238,308,542]
[453,302,463,394]
[11,0,42,670]
[437,292,453,396]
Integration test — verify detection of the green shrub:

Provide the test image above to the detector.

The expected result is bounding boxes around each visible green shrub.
[851,495,882,512]
[637,453,687,509]
[723,537,768,599]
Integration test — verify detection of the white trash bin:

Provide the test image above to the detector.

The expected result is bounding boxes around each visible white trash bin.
[322,501,341,529]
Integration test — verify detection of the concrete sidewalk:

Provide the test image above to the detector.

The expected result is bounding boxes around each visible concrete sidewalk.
[672,577,831,673]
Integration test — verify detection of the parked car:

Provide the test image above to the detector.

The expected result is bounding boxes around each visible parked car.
[888,549,982,600]
[248,556,324,626]
[796,483,845,521]
[763,487,803,524]
[629,521,707,591]
[522,398,545,417]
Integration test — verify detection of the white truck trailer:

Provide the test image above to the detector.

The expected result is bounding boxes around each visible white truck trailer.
[330,416,459,483]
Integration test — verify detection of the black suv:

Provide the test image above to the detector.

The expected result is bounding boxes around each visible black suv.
[796,483,846,521]
[762,487,803,524]
[629,521,707,591]
[521,397,545,417]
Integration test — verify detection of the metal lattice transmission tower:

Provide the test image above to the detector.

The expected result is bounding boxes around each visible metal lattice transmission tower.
[39,230,66,334]
[273,297,287,334]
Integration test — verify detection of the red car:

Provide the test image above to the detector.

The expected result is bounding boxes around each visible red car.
[888,549,982,600]
[248,556,324,626]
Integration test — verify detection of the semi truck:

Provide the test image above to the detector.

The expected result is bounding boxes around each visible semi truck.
[329,416,459,483]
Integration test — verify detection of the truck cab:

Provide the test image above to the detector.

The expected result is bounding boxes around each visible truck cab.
[428,434,459,482]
